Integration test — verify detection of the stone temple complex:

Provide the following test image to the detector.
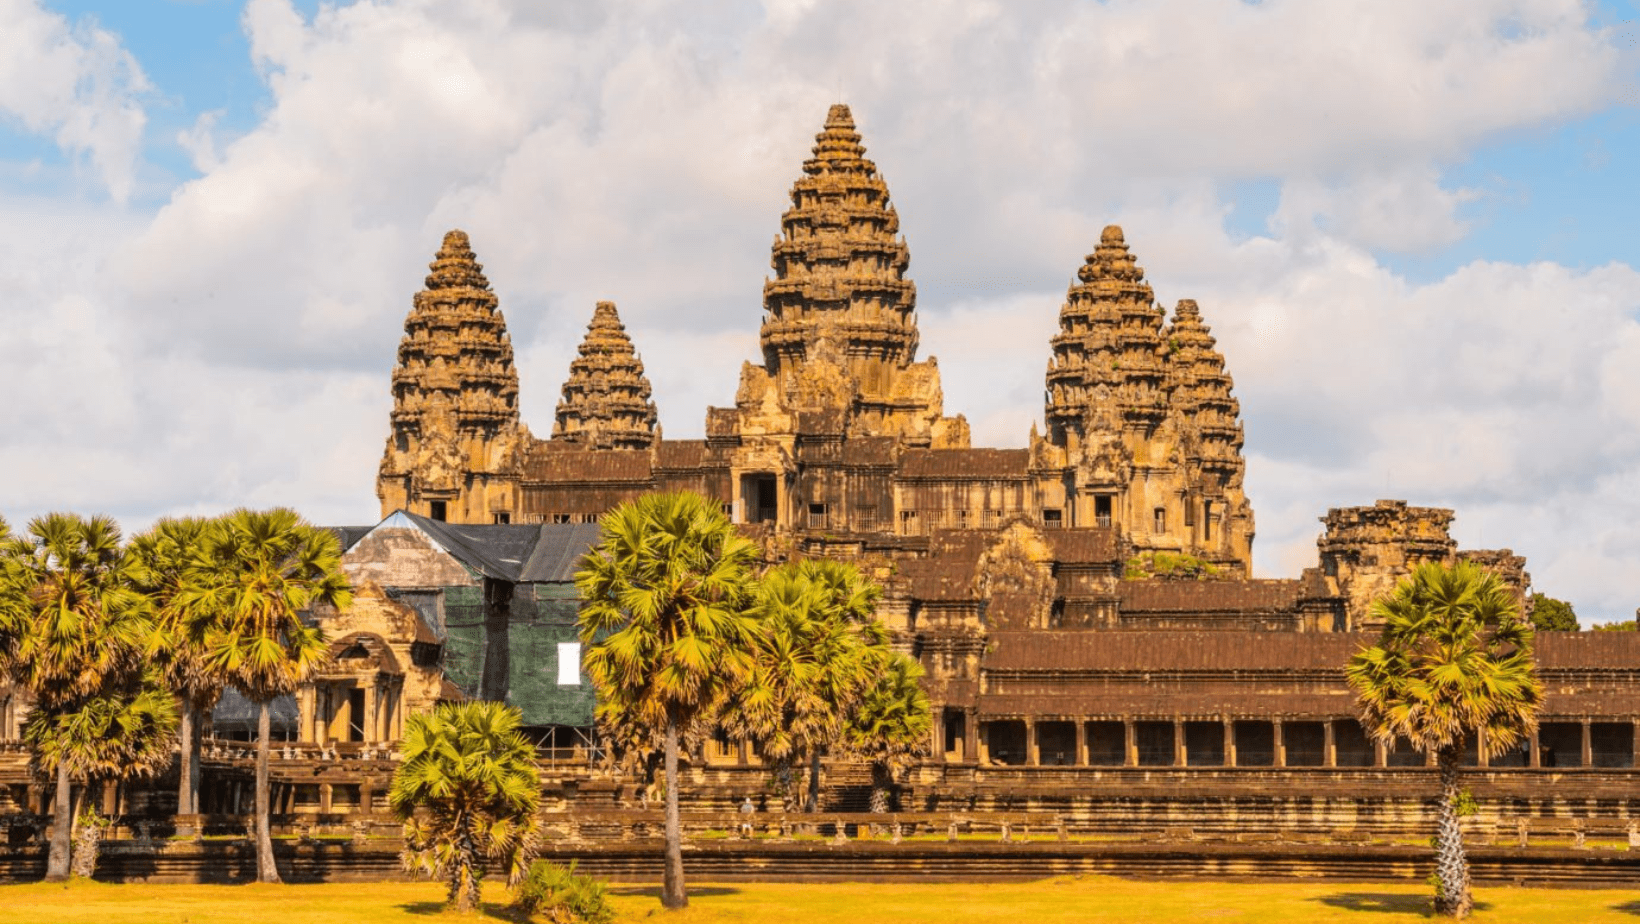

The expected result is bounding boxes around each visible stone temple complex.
[6,105,1632,864]
[357,103,1638,781]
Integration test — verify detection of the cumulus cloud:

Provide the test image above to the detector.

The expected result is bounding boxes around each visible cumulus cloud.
[0,0,149,202]
[1,0,1638,621]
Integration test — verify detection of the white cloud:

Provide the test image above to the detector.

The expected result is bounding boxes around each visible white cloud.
[1,0,1638,622]
[0,0,149,202]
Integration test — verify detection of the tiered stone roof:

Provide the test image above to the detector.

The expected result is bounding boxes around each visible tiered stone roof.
[551,301,658,451]
[760,103,918,389]
[1044,225,1169,448]
[387,230,520,445]
[1165,298,1245,478]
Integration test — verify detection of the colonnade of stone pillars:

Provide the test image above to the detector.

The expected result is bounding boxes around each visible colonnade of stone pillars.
[965,717,1640,769]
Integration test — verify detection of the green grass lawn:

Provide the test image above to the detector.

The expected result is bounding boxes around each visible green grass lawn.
[0,877,1636,922]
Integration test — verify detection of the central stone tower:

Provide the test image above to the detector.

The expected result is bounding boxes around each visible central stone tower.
[729,104,968,447]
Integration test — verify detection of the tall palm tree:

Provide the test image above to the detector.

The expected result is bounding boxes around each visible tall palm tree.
[24,675,178,876]
[390,701,541,914]
[179,508,350,884]
[576,491,759,910]
[845,652,932,813]
[720,559,887,812]
[1346,560,1542,919]
[129,517,224,817]
[0,513,155,880]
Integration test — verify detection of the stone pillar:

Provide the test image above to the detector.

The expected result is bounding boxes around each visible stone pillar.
[964,709,978,764]
[1528,728,1541,769]
[1324,721,1337,769]
[1124,721,1137,768]
[1476,729,1489,769]
[320,783,333,815]
[931,709,945,763]
[1273,720,1286,769]
[364,686,379,743]
[1223,719,1236,767]
[1173,719,1185,768]
[1581,720,1593,768]
[1075,721,1088,767]
[359,780,374,815]
[1373,739,1388,768]
[737,740,749,767]
[1026,718,1039,766]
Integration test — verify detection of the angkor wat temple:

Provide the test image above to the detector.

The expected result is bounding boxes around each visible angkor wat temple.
[353,103,1637,786]
[4,106,1632,857]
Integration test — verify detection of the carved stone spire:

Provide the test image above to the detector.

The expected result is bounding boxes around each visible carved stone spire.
[760,103,918,393]
[1166,298,1245,474]
[378,230,524,521]
[1044,225,1168,450]
[552,300,658,451]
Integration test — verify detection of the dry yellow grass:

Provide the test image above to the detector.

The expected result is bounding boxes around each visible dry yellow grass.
[0,876,1635,922]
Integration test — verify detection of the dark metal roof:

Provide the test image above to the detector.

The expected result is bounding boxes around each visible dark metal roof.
[357,512,602,584]
[520,523,605,582]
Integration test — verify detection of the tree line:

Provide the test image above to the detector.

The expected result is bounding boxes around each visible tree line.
[0,509,350,884]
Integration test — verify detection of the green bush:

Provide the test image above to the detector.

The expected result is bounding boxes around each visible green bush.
[512,860,615,924]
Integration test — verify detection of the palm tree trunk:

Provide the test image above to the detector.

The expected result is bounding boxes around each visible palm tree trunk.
[177,703,194,816]
[807,750,822,813]
[661,711,687,909]
[45,760,72,881]
[189,708,203,817]
[254,700,280,883]
[1433,746,1473,918]
[451,815,479,914]
[869,762,891,814]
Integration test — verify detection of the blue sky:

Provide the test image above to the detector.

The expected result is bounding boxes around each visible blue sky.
[2,0,1640,622]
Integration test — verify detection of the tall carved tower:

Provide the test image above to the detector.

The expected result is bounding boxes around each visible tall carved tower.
[733,103,968,447]
[551,301,658,451]
[377,230,525,522]
[1035,226,1253,571]
[1163,298,1254,566]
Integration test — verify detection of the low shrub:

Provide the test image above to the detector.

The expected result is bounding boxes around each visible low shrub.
[512,860,615,924]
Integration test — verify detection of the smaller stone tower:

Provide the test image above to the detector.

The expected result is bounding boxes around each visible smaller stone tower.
[551,301,659,451]
[1164,298,1254,566]
[377,230,525,523]
[1318,500,1457,628]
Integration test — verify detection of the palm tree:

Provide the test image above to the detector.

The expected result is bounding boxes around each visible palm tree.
[0,513,156,880]
[390,701,541,914]
[1345,561,1542,919]
[721,559,887,812]
[129,517,224,817]
[576,491,759,910]
[179,508,351,884]
[845,652,932,813]
[24,675,178,876]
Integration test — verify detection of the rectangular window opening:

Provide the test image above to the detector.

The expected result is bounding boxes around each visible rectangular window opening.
[428,500,447,522]
[556,642,582,686]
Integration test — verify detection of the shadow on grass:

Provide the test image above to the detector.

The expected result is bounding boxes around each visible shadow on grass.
[608,885,744,898]
[397,900,523,919]
[1611,900,1640,917]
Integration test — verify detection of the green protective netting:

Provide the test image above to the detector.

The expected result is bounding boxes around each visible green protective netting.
[507,582,595,728]
[438,581,593,728]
